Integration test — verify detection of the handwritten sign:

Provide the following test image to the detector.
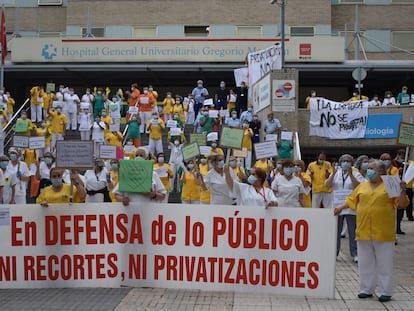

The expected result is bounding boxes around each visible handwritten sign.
[29,136,45,149]
[128,106,138,114]
[232,148,248,158]
[182,142,200,162]
[380,175,402,198]
[166,120,177,128]
[56,140,94,169]
[333,189,352,206]
[119,160,153,193]
[397,122,414,146]
[99,144,117,159]
[199,146,211,155]
[254,141,278,159]
[170,127,182,136]
[220,126,244,150]
[281,131,293,141]
[13,136,29,148]
[204,98,214,106]
[14,120,29,133]
[265,134,278,142]
[190,133,206,146]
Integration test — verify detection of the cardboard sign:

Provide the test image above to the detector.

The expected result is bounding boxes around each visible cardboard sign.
[190,133,207,146]
[99,144,117,159]
[56,140,94,169]
[13,136,29,148]
[220,126,244,150]
[397,122,414,146]
[14,120,29,133]
[254,141,278,159]
[119,160,153,193]
[182,142,200,162]
[232,148,248,158]
[29,136,45,149]
[166,120,177,128]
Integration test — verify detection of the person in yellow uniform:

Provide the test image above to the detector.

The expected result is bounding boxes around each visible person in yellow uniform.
[105,130,123,159]
[43,90,56,120]
[305,90,317,110]
[14,111,35,136]
[380,153,399,176]
[254,157,273,187]
[334,159,409,302]
[180,159,201,204]
[36,168,86,206]
[241,120,253,169]
[100,108,113,131]
[162,92,175,121]
[108,159,119,202]
[30,85,45,123]
[209,141,224,156]
[36,120,52,156]
[229,156,248,182]
[293,159,312,207]
[171,95,186,123]
[199,156,211,204]
[347,90,368,102]
[6,91,15,119]
[123,138,137,160]
[154,153,174,203]
[147,112,165,156]
[48,106,67,154]
[306,151,333,208]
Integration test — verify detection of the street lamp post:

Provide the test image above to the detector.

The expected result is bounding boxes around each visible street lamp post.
[270,0,286,69]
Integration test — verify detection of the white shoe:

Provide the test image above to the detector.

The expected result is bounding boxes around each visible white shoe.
[353,256,358,263]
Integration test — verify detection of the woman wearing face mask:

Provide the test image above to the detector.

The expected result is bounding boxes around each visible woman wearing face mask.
[154,153,173,203]
[7,148,30,204]
[293,159,312,207]
[199,156,211,205]
[209,140,224,156]
[168,137,184,191]
[91,116,106,158]
[93,88,105,118]
[224,166,277,208]
[84,159,112,203]
[126,113,142,148]
[334,159,409,302]
[35,152,56,195]
[180,159,202,204]
[271,160,306,208]
[14,111,35,137]
[325,154,364,263]
[123,138,137,160]
[162,92,175,121]
[36,168,86,207]
[200,155,237,205]
[241,120,254,169]
[379,153,398,176]
[355,155,369,180]
[382,91,396,106]
[35,120,52,156]
[0,155,13,204]
[108,159,120,202]
[254,157,273,187]
[229,156,248,182]
[171,95,186,123]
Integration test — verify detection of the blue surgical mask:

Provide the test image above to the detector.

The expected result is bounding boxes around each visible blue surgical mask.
[158,157,164,164]
[361,162,369,170]
[211,143,217,148]
[203,112,209,117]
[317,159,325,165]
[44,157,52,165]
[292,165,299,173]
[200,158,207,164]
[283,167,293,176]
[135,156,145,161]
[187,163,195,170]
[217,160,225,168]
[276,164,282,170]
[229,160,237,168]
[51,178,62,186]
[0,161,8,168]
[247,175,257,185]
[366,169,377,181]
[9,154,17,161]
[111,163,118,169]
[383,160,391,167]
[341,162,351,170]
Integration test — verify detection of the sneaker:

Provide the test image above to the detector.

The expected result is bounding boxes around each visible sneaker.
[358,293,373,299]
[378,295,391,302]
[353,256,358,263]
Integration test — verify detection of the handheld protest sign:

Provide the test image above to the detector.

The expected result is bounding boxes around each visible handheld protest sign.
[13,136,29,148]
[29,136,45,149]
[182,142,200,162]
[397,122,414,147]
[219,126,244,150]
[232,147,248,158]
[14,120,29,133]
[190,133,207,146]
[56,140,94,170]
[119,160,153,193]
[254,141,278,159]
[99,144,117,159]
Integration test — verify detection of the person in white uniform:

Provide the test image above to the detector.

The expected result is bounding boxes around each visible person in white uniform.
[84,159,113,202]
[6,147,30,204]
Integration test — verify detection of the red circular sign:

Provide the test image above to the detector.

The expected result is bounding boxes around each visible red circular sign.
[283,82,292,91]
[275,89,284,98]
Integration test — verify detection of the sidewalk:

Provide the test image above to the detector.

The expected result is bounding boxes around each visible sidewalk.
[1,219,413,311]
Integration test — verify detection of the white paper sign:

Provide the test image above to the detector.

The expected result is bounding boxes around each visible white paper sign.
[208,110,219,118]
[220,110,230,118]
[234,67,249,86]
[207,132,218,142]
[380,175,402,198]
[403,163,414,183]
[139,97,149,104]
[281,131,293,141]
[128,106,138,114]
[99,144,117,159]
[123,145,134,154]
[266,134,278,142]
[29,136,45,149]
[248,44,282,86]
[254,141,278,159]
[166,120,177,128]
[199,146,212,155]
[170,127,182,136]
[203,98,214,107]
[154,167,168,178]
[333,189,352,206]
[13,136,29,148]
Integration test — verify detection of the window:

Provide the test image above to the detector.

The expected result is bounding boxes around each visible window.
[290,26,314,37]
[339,31,366,52]
[184,26,209,37]
[392,31,414,51]
[339,0,364,3]
[237,26,262,38]
[133,26,157,38]
[38,0,62,5]
[81,27,105,38]
[392,0,414,3]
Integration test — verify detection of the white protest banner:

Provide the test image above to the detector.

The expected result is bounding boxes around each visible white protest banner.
[29,136,45,149]
[166,120,177,128]
[99,144,117,159]
[254,141,278,159]
[13,136,29,148]
[403,163,414,183]
[234,67,248,86]
[0,203,336,298]
[281,131,293,141]
[208,110,219,118]
[309,98,368,139]
[265,134,278,142]
[380,175,402,198]
[248,44,282,86]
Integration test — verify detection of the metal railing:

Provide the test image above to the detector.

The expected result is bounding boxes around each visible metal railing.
[4,98,30,151]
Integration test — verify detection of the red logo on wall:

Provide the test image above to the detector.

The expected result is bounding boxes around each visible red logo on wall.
[300,43,311,56]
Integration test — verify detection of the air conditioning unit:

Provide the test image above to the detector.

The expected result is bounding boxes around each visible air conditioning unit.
[38,0,63,6]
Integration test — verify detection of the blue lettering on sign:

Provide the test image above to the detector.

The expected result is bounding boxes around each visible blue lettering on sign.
[364,114,402,138]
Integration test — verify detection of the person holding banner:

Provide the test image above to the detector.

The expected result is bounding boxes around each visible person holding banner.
[36,168,86,206]
[200,154,237,205]
[224,166,277,208]
[180,159,202,204]
[334,159,409,302]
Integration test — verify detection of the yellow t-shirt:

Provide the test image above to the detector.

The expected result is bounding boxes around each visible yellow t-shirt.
[306,161,333,193]
[346,181,409,241]
[36,184,83,204]
[163,98,175,115]
[23,149,36,168]
[49,111,67,134]
[101,116,113,130]
[254,159,272,174]
[109,170,119,202]
[209,148,224,156]
[300,172,312,208]
[36,127,52,148]
[147,119,165,140]
[181,172,201,201]
[105,131,123,147]
[7,97,15,114]
[171,104,186,123]
[199,164,210,203]
[154,163,173,192]
[242,128,253,151]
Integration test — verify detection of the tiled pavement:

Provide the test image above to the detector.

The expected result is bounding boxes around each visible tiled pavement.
[1,219,413,311]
